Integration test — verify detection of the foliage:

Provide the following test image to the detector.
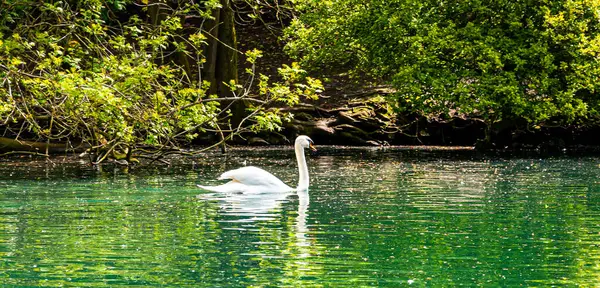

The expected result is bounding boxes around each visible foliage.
[233,0,298,28]
[284,0,600,129]
[0,0,322,163]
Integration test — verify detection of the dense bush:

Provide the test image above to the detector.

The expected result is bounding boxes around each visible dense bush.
[285,0,600,132]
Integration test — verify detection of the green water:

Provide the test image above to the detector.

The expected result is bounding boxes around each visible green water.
[1,148,600,287]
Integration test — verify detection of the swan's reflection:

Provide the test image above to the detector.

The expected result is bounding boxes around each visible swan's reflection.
[295,190,309,245]
[197,189,315,275]
[197,190,294,222]
[196,189,311,246]
[295,190,312,262]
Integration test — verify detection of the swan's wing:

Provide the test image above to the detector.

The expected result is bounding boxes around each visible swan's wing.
[218,166,292,191]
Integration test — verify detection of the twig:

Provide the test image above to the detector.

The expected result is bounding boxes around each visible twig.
[168,97,266,116]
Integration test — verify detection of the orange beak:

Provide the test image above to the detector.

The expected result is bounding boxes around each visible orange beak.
[309,143,317,152]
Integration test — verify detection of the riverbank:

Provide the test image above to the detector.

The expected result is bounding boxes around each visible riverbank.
[5,143,600,171]
[234,23,600,152]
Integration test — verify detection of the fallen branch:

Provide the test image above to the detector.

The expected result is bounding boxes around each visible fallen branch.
[0,137,86,154]
[0,151,50,158]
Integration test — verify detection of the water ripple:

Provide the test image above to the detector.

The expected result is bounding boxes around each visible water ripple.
[1,153,600,286]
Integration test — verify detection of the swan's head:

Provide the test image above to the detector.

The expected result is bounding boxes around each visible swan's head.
[295,135,316,151]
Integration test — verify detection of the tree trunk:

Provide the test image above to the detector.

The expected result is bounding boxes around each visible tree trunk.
[203,4,221,95]
[202,0,245,140]
[216,0,244,128]
[216,0,238,95]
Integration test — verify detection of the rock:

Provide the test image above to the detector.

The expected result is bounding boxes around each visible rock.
[265,133,290,145]
[314,119,336,135]
[333,124,369,138]
[338,111,359,124]
[337,132,372,145]
[294,112,314,121]
[248,137,270,146]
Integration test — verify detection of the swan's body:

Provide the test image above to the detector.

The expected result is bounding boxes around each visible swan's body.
[197,136,315,193]
[198,166,293,193]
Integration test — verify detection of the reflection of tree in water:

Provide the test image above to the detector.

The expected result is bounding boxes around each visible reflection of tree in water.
[342,157,600,286]
[300,154,600,286]
[3,153,600,286]
[0,167,323,287]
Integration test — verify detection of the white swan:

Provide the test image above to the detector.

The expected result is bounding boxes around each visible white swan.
[197,135,316,193]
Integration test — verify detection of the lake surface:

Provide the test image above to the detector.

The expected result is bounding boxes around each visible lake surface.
[1,147,600,286]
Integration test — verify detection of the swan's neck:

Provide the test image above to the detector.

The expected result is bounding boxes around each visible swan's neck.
[295,143,309,190]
